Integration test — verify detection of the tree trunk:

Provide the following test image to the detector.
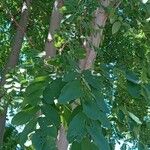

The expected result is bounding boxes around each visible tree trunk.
[44,0,68,150]
[45,0,64,58]
[79,0,110,70]
[0,0,32,145]
[56,125,69,150]
[0,109,7,146]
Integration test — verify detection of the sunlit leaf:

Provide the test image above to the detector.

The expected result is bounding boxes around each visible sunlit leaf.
[128,112,142,124]
[112,21,121,34]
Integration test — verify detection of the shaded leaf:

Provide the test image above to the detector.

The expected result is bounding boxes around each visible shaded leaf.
[63,70,80,82]
[43,78,66,104]
[32,130,44,150]
[71,138,98,150]
[138,142,146,150]
[26,81,46,96]
[41,105,60,128]
[24,80,47,106]
[58,80,83,103]
[83,70,102,90]
[31,129,56,150]
[38,117,57,138]
[141,84,150,101]
[83,100,111,128]
[24,93,41,106]
[87,121,110,150]
[127,81,141,98]
[12,107,39,125]
[67,112,87,142]
[19,119,37,145]
[42,136,57,150]
[92,89,110,113]
[126,71,140,84]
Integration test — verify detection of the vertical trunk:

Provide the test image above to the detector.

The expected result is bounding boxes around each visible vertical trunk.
[0,0,32,145]
[56,125,69,150]
[45,0,64,58]
[44,0,68,150]
[0,109,7,146]
[79,0,110,70]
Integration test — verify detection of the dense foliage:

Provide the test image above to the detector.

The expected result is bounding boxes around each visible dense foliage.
[0,0,150,150]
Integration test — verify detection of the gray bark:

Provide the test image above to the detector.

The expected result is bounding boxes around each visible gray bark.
[0,109,7,146]
[79,0,110,70]
[0,0,32,145]
[45,0,64,58]
[56,125,69,150]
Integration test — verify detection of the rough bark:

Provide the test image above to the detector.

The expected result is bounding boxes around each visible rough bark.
[0,109,7,145]
[44,0,68,150]
[56,125,69,150]
[0,0,32,145]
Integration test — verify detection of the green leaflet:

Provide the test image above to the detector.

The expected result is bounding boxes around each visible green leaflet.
[87,121,110,150]
[112,21,121,34]
[141,84,150,101]
[43,78,66,104]
[92,89,110,113]
[63,70,80,82]
[83,70,102,90]
[127,81,141,98]
[12,111,32,125]
[68,105,82,124]
[42,136,57,150]
[138,142,146,150]
[126,71,140,84]
[67,112,87,143]
[41,105,60,128]
[19,119,37,145]
[24,79,47,106]
[128,111,142,124]
[12,107,39,125]
[58,80,84,104]
[83,100,111,128]
[71,138,98,150]
[25,81,46,96]
[31,129,57,150]
[38,117,57,138]
[125,70,141,98]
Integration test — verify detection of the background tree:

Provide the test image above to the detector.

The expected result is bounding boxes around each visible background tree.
[0,0,31,145]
